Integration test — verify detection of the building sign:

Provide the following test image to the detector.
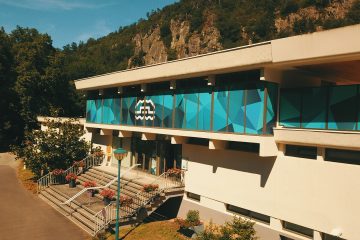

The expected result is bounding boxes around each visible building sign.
[135,99,155,121]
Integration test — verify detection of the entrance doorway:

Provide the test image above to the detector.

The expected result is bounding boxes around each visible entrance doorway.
[132,138,182,176]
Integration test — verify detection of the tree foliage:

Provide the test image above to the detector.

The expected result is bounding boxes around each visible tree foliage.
[196,216,257,240]
[12,118,90,179]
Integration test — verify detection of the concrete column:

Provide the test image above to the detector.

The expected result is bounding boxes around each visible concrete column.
[314,231,323,240]
[141,133,156,141]
[278,143,286,157]
[317,147,325,161]
[100,129,113,136]
[171,136,188,144]
[209,139,227,150]
[118,130,132,138]
[270,217,283,232]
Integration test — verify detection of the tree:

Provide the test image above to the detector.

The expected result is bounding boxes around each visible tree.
[0,27,20,150]
[12,118,90,179]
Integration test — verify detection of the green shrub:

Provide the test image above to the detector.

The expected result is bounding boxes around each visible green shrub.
[186,210,201,226]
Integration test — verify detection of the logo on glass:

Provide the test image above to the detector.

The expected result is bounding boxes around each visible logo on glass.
[135,99,155,120]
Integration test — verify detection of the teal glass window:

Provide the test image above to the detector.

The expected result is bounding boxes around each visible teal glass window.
[265,83,278,134]
[174,92,185,129]
[328,85,357,130]
[102,98,115,124]
[245,86,264,134]
[146,94,163,127]
[128,96,136,126]
[184,91,198,130]
[95,99,102,123]
[228,84,245,133]
[121,96,136,125]
[86,99,96,123]
[163,93,173,128]
[302,88,326,129]
[212,88,228,132]
[280,90,301,128]
[135,96,145,126]
[113,98,121,124]
[198,89,211,131]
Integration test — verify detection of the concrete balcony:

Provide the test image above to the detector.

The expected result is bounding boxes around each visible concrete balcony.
[85,122,278,157]
[274,126,360,150]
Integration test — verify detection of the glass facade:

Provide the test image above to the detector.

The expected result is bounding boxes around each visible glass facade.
[86,80,278,135]
[280,85,360,131]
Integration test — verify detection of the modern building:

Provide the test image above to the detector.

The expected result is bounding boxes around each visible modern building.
[73,24,360,240]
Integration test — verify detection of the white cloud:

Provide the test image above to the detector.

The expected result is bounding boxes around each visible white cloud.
[0,0,113,11]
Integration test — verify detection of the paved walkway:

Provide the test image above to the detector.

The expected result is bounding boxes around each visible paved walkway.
[0,153,88,240]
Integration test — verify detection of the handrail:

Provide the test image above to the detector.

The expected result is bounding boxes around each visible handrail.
[37,155,103,193]
[61,164,140,205]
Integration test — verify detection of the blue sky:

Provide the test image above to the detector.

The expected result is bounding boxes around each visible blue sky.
[0,0,178,48]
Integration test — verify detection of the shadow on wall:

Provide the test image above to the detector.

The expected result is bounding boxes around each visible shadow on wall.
[184,144,276,188]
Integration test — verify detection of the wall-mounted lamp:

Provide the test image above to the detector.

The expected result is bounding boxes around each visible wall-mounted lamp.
[99,89,104,96]
[141,83,147,92]
[207,75,215,86]
[170,80,176,90]
[117,87,123,94]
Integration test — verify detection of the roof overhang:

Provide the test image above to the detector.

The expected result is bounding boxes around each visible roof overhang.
[75,24,360,90]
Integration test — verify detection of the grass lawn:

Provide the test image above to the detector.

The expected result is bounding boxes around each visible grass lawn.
[99,220,189,240]
[17,160,37,194]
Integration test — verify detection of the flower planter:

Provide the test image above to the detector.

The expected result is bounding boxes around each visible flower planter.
[69,179,76,188]
[103,197,111,205]
[87,190,95,197]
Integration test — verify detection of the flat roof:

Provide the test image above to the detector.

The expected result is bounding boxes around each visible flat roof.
[75,24,360,90]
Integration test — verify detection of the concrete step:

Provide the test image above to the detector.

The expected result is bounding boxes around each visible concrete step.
[39,191,94,235]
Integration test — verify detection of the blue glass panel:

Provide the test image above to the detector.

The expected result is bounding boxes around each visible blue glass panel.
[185,91,198,130]
[213,88,228,132]
[121,97,128,125]
[135,96,145,126]
[328,85,357,130]
[128,97,136,126]
[279,90,301,128]
[265,83,278,134]
[95,99,102,123]
[198,89,211,131]
[174,92,185,128]
[302,88,326,129]
[163,93,173,128]
[245,86,264,134]
[102,98,115,124]
[146,95,163,127]
[228,87,245,133]
[86,99,96,123]
[113,98,121,124]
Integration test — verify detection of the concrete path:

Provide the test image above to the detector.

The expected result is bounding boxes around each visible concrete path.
[0,153,89,240]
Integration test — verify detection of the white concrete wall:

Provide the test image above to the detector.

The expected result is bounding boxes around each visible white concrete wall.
[182,143,360,240]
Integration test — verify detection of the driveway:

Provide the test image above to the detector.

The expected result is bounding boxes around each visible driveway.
[0,153,88,240]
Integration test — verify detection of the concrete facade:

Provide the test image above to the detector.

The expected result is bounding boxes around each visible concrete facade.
[70,25,360,240]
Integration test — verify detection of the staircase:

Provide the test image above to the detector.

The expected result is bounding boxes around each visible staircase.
[37,159,184,236]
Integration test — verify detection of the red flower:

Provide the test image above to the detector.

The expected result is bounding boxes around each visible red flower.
[100,189,115,199]
[83,181,96,188]
[52,169,65,176]
[65,173,77,181]
[143,184,159,192]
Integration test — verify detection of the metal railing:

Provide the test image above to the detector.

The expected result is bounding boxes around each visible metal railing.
[93,202,116,235]
[37,155,103,193]
[61,164,140,205]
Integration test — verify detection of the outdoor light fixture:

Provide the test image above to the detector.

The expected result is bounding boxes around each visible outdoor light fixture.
[207,75,215,86]
[117,87,123,94]
[114,147,127,240]
[99,89,104,96]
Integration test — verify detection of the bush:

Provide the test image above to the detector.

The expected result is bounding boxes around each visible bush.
[196,216,257,240]
[186,210,201,226]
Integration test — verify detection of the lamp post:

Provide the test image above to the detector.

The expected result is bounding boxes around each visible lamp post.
[113,148,127,240]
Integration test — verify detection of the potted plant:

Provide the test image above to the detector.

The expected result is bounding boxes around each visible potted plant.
[176,210,204,237]
[120,195,133,207]
[167,167,182,177]
[92,146,104,158]
[51,169,65,184]
[142,184,159,193]
[100,188,115,205]
[65,173,77,188]
[83,181,97,197]
[73,160,85,173]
